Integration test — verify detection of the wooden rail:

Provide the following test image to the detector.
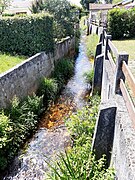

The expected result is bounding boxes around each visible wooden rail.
[122,61,135,97]
[120,79,135,128]
[108,40,118,57]
[108,51,116,72]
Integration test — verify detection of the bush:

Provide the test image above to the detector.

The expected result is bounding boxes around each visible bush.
[0,13,54,56]
[86,34,99,58]
[108,8,135,39]
[0,113,13,170]
[0,94,43,171]
[52,58,74,90]
[83,69,94,85]
[39,78,58,106]
[108,8,129,39]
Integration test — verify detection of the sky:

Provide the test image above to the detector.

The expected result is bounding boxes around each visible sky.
[68,0,81,6]
[13,0,81,6]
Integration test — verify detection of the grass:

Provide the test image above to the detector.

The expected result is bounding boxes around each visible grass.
[112,0,121,4]
[112,39,135,61]
[112,39,135,76]
[86,34,99,60]
[0,53,25,74]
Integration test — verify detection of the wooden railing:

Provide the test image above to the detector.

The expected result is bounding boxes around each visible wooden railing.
[90,22,135,128]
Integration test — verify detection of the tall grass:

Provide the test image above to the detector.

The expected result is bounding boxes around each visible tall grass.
[86,34,99,59]
[83,69,94,85]
[52,58,74,90]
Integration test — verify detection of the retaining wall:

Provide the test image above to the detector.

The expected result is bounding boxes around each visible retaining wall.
[0,37,75,108]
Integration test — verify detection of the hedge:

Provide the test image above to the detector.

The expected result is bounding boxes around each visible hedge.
[0,13,54,56]
[108,8,135,39]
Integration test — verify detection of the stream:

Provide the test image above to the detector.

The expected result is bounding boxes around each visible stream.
[3,33,92,180]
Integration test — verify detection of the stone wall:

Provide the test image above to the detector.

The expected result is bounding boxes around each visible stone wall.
[0,37,75,108]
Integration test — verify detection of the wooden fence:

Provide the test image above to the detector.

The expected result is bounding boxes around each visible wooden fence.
[90,23,135,129]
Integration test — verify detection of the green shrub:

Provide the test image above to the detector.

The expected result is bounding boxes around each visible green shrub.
[108,8,129,39]
[83,69,94,85]
[128,8,135,38]
[86,34,99,58]
[0,112,13,170]
[39,78,58,106]
[0,94,43,171]
[52,58,74,89]
[0,13,54,56]
[108,8,135,39]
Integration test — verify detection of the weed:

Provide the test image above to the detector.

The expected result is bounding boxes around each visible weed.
[83,69,94,85]
[52,58,74,90]
[86,34,99,58]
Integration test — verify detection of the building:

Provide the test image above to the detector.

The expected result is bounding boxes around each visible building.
[4,0,33,15]
[89,4,113,24]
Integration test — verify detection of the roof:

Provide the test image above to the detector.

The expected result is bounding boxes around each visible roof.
[113,0,134,7]
[89,4,113,10]
[11,0,32,8]
[4,0,32,14]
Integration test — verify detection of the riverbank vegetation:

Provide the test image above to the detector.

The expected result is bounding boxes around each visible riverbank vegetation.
[0,57,74,171]
[86,34,99,60]
[46,95,114,179]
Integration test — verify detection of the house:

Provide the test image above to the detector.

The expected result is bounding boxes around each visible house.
[113,0,134,8]
[4,0,33,15]
[89,4,113,24]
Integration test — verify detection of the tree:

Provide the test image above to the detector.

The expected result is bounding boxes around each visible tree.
[0,0,12,14]
[80,0,96,10]
[30,0,44,14]
[31,0,78,39]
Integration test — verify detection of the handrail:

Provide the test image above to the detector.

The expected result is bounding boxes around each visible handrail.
[108,39,118,57]
[122,61,135,97]
[108,51,116,72]
[120,79,135,128]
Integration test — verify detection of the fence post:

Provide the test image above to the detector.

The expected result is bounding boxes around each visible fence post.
[95,42,102,60]
[87,20,90,35]
[99,33,103,43]
[96,26,98,35]
[93,54,104,94]
[114,52,129,94]
[92,100,117,167]
[89,24,92,34]
[105,34,112,60]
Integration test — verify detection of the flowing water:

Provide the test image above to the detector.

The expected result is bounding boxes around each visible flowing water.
[3,34,92,180]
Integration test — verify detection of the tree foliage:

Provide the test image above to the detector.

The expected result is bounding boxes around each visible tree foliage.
[31,0,78,39]
[30,0,44,14]
[80,0,96,10]
[0,0,12,14]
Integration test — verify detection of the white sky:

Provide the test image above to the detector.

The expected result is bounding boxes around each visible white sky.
[68,0,81,6]
[12,0,81,7]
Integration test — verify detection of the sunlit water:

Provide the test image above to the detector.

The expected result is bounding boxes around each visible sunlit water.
[3,34,92,180]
